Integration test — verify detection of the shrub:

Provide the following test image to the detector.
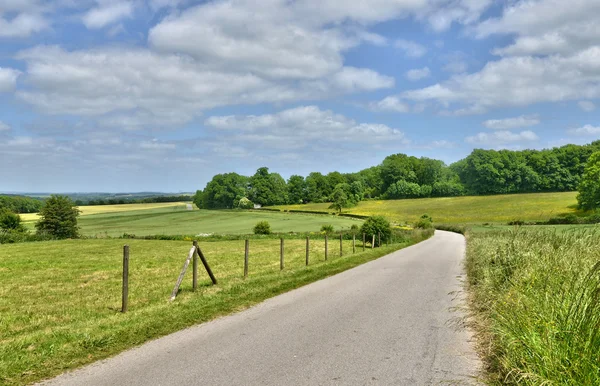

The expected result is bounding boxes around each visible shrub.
[237,197,254,209]
[320,224,334,234]
[415,214,433,229]
[360,216,391,247]
[253,221,271,235]
[35,195,80,239]
[350,224,359,233]
[0,208,26,232]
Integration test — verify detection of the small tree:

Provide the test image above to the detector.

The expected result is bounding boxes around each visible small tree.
[328,185,348,213]
[577,151,600,210]
[253,220,271,235]
[35,195,80,239]
[0,208,25,232]
[360,216,391,247]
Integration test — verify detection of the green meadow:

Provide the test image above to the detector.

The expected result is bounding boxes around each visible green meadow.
[274,191,580,224]
[0,230,431,385]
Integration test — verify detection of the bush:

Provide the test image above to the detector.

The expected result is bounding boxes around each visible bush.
[320,224,334,234]
[253,221,271,235]
[360,216,391,247]
[0,208,26,232]
[350,224,359,233]
[414,214,433,229]
[35,195,80,239]
[237,197,254,209]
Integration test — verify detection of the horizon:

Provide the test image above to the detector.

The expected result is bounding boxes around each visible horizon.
[1,0,599,192]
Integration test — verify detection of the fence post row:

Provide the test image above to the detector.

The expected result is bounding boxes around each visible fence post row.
[244,239,249,278]
[122,245,129,313]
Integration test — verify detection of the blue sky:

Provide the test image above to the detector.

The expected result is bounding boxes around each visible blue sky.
[1,0,599,192]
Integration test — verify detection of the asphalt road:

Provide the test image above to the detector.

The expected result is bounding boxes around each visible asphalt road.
[41,230,480,386]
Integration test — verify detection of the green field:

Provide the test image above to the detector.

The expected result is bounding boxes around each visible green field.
[274,192,580,224]
[0,230,431,385]
[467,227,600,384]
[22,204,362,237]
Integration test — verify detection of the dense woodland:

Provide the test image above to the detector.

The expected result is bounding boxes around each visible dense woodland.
[0,195,44,213]
[194,141,600,209]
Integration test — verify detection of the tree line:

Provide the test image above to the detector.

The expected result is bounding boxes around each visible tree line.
[0,195,44,213]
[193,140,600,209]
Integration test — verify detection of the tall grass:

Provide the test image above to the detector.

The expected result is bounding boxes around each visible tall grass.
[466,227,600,384]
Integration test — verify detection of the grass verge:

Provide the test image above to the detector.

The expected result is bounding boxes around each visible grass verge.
[0,229,432,385]
[465,227,600,384]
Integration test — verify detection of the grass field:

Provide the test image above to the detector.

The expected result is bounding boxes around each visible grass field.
[21,204,362,237]
[274,192,580,224]
[0,229,431,385]
[466,227,600,384]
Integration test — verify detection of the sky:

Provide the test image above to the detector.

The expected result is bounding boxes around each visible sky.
[1,0,599,193]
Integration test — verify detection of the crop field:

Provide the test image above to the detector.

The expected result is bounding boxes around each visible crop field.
[466,227,600,384]
[0,229,431,385]
[19,202,186,223]
[274,192,579,224]
[20,204,361,237]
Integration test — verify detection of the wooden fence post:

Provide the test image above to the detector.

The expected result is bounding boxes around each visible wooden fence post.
[170,246,196,301]
[363,233,366,252]
[378,232,381,248]
[192,241,198,291]
[280,238,284,270]
[244,239,249,278]
[325,235,328,260]
[340,234,343,257]
[122,245,129,313]
[353,234,356,254]
[194,241,217,285]
[306,236,310,266]
[371,235,375,249]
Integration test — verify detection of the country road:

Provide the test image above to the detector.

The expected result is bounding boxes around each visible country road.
[40,230,480,386]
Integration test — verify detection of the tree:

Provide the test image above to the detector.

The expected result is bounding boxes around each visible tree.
[35,195,80,239]
[287,175,307,204]
[360,216,392,247]
[248,167,288,206]
[577,151,600,210]
[305,172,330,203]
[329,185,349,213]
[0,208,25,232]
[237,197,254,209]
[200,173,248,209]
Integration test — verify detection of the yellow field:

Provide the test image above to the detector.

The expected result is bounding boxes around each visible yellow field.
[274,192,580,224]
[19,202,187,222]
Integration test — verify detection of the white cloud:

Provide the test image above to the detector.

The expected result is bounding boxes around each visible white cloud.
[578,101,596,112]
[568,124,600,136]
[406,67,430,81]
[482,115,540,130]
[139,140,176,150]
[82,1,134,29]
[369,96,411,113]
[205,105,407,144]
[0,121,10,131]
[0,67,20,92]
[0,12,48,38]
[466,130,539,145]
[402,46,600,114]
[395,39,427,58]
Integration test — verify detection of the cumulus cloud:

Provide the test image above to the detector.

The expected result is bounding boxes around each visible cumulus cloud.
[0,121,10,131]
[205,105,407,144]
[0,12,48,38]
[466,130,539,145]
[82,1,134,29]
[406,67,430,81]
[369,96,411,113]
[578,101,596,112]
[482,115,540,130]
[568,124,600,136]
[0,67,20,92]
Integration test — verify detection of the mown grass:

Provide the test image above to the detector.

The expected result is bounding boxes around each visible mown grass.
[466,227,600,384]
[273,192,579,224]
[0,229,432,385]
[22,205,362,237]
